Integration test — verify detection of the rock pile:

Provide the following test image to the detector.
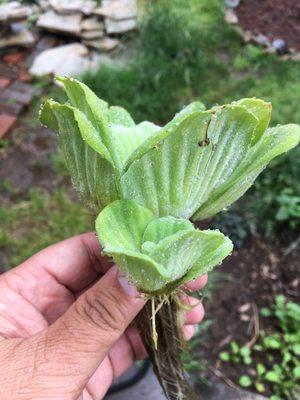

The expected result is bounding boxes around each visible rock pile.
[0,0,138,76]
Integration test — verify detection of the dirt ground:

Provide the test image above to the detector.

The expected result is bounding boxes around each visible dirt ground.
[237,0,300,51]
[198,234,299,396]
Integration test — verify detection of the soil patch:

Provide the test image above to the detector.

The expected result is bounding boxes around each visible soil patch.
[197,234,300,396]
[236,0,300,52]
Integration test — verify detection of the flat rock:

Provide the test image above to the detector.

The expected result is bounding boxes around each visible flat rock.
[95,0,137,20]
[49,0,97,15]
[105,17,137,34]
[81,29,104,40]
[81,17,103,31]
[83,36,120,51]
[37,10,82,36]
[29,43,91,76]
[0,29,35,48]
[0,2,35,24]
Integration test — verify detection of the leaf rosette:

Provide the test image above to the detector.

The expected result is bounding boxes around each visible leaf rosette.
[40,77,300,293]
[96,199,233,293]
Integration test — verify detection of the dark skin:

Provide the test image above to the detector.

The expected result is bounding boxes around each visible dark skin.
[0,232,206,400]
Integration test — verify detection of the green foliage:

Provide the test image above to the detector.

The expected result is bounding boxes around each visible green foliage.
[0,188,93,268]
[82,0,236,124]
[41,76,299,293]
[96,199,232,293]
[82,0,300,238]
[219,296,300,399]
[240,146,300,236]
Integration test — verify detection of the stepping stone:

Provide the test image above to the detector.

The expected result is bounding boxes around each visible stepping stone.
[95,0,137,20]
[37,10,82,36]
[49,0,97,15]
[105,17,137,34]
[29,43,91,76]
[83,37,120,51]
[81,17,104,31]
[0,2,35,24]
[0,29,35,49]
[0,113,17,139]
[80,29,104,40]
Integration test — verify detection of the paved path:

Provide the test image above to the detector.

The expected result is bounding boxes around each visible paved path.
[105,364,267,400]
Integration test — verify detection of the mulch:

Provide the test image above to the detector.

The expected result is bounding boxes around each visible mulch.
[236,0,300,52]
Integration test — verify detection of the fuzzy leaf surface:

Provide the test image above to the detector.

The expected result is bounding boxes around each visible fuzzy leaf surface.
[96,200,232,293]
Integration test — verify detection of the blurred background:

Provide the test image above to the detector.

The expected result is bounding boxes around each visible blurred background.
[0,1,299,399]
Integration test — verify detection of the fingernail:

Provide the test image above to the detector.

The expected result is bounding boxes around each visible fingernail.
[118,276,138,297]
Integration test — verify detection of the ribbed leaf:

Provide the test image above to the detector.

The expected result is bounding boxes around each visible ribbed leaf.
[97,199,154,251]
[121,105,257,218]
[96,200,170,292]
[147,229,232,283]
[96,200,232,293]
[236,98,271,143]
[178,230,233,284]
[57,76,160,173]
[143,216,193,245]
[122,102,206,173]
[193,123,300,220]
[40,100,118,210]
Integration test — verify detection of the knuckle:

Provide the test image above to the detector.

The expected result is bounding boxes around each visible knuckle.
[76,289,127,334]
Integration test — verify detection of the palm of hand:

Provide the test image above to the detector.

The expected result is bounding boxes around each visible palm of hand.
[0,233,205,400]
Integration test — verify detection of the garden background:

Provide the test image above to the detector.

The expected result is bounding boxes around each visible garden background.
[0,1,299,399]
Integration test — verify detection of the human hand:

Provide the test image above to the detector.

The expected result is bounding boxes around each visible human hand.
[0,232,206,400]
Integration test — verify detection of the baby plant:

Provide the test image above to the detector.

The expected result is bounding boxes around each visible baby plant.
[40,76,300,400]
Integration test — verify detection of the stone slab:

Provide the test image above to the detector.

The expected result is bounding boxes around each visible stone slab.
[83,37,120,51]
[37,10,82,36]
[29,43,91,76]
[95,0,137,20]
[0,2,34,24]
[105,17,137,34]
[0,29,35,49]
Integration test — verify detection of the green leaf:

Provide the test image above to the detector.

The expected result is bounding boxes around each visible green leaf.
[256,363,266,376]
[293,366,300,379]
[177,229,233,284]
[121,102,287,220]
[219,352,230,362]
[121,110,213,217]
[239,375,252,387]
[240,346,251,357]
[40,100,118,210]
[236,98,271,144]
[193,123,300,220]
[96,200,232,293]
[142,216,194,245]
[265,371,281,383]
[56,76,161,173]
[255,382,265,393]
[231,341,239,354]
[96,199,170,292]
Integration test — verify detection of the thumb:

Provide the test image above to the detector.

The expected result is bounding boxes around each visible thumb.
[41,265,145,392]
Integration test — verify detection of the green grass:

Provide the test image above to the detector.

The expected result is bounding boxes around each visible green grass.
[0,188,93,269]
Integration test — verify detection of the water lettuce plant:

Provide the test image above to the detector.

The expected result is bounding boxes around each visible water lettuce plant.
[40,76,300,400]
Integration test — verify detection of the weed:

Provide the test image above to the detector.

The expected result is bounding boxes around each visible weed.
[219,295,300,399]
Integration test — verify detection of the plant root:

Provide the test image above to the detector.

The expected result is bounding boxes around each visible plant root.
[136,293,197,400]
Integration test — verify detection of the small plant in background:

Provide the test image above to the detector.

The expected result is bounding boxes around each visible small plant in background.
[219,295,300,399]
